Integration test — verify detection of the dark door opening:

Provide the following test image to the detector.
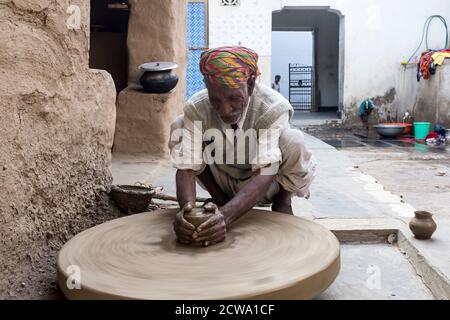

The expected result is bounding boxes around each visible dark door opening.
[90,0,129,93]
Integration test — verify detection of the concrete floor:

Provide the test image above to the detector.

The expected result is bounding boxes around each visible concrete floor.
[337,142,450,296]
[111,126,450,300]
[291,134,419,220]
[291,111,341,127]
[301,125,450,299]
[319,244,433,300]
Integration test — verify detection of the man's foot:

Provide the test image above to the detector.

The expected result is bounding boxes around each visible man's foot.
[272,202,293,215]
[272,186,293,215]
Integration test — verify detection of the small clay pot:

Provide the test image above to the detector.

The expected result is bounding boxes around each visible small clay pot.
[409,211,437,240]
[184,203,215,228]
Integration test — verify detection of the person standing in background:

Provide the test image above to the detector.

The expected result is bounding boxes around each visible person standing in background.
[272,75,281,93]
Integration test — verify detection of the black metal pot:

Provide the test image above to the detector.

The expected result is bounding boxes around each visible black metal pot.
[139,62,179,94]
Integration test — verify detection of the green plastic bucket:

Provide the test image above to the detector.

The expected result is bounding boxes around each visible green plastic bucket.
[413,122,431,140]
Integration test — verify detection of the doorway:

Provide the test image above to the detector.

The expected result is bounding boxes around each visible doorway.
[289,64,314,111]
[272,31,313,110]
[272,8,343,118]
[89,0,129,93]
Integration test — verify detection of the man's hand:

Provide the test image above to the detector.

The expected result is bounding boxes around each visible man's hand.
[173,202,196,245]
[194,203,227,247]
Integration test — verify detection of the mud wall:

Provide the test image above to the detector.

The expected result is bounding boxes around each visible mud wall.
[0,0,118,298]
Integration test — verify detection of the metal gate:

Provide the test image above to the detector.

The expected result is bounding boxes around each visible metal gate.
[187,0,208,99]
[289,64,314,111]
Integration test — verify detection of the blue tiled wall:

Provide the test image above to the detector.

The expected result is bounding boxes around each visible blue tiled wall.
[187,2,207,100]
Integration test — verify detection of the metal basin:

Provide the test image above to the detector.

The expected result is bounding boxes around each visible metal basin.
[373,124,406,138]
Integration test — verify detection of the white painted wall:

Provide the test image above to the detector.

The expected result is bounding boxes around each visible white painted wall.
[271,31,313,99]
[395,64,450,127]
[208,0,273,85]
[209,0,450,120]
[273,0,450,119]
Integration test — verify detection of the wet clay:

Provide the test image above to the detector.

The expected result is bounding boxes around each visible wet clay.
[183,203,216,247]
[183,203,215,228]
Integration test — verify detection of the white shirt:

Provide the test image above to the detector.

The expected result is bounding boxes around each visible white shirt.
[172,102,290,173]
[272,82,281,93]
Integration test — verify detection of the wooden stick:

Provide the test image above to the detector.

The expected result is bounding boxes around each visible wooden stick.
[153,193,210,203]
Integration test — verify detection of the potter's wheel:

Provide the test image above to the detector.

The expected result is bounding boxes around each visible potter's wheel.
[57,209,340,300]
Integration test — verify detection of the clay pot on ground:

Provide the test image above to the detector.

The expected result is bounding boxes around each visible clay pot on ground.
[409,211,437,240]
[139,62,179,94]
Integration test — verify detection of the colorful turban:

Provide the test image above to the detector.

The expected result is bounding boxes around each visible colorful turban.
[200,46,261,89]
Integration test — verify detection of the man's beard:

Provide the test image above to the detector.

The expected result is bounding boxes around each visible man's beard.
[221,113,243,125]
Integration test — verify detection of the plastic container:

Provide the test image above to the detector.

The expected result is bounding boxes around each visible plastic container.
[413,122,431,140]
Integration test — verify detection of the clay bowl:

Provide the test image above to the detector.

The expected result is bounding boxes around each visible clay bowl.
[111,185,156,214]
[373,124,407,138]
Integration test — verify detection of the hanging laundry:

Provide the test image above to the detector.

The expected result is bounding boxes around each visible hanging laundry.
[358,99,375,123]
[417,49,450,81]
[431,51,450,65]
[425,124,447,145]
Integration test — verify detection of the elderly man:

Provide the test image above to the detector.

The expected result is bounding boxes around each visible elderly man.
[169,46,316,246]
